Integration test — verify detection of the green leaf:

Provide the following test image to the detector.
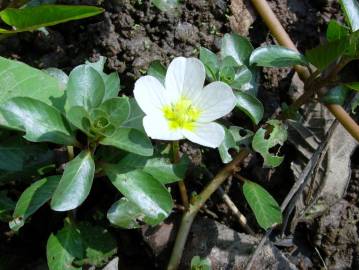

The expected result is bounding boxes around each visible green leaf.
[230,65,252,90]
[107,198,143,229]
[321,85,349,105]
[220,33,254,65]
[152,0,179,12]
[191,256,212,270]
[115,153,189,184]
[0,5,104,34]
[147,60,166,85]
[66,65,105,111]
[76,223,117,266]
[46,219,83,270]
[235,91,264,125]
[351,93,359,113]
[85,56,121,100]
[340,0,359,32]
[345,81,359,91]
[10,176,60,231]
[51,150,95,211]
[66,106,92,136]
[218,126,254,163]
[250,45,308,67]
[305,40,346,71]
[252,120,287,168]
[104,165,173,225]
[99,97,130,126]
[100,127,153,156]
[326,20,350,42]
[121,98,146,132]
[200,47,219,81]
[0,57,64,111]
[88,109,115,137]
[44,68,69,91]
[243,180,282,230]
[0,97,76,145]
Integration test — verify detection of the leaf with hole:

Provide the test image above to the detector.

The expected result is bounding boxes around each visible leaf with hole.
[250,45,308,67]
[243,179,282,230]
[104,165,173,226]
[221,33,253,65]
[0,5,104,33]
[51,151,95,211]
[219,126,253,164]
[252,120,287,168]
[235,91,264,125]
[10,176,60,231]
[0,97,76,145]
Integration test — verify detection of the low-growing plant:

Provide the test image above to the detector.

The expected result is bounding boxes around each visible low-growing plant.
[0,0,359,269]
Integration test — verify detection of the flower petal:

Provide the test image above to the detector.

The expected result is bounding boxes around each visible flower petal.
[143,115,184,141]
[134,75,167,116]
[183,122,225,148]
[195,81,236,122]
[165,57,205,103]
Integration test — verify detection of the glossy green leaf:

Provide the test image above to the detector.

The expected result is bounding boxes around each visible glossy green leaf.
[0,57,64,111]
[230,65,252,90]
[107,198,143,229]
[121,98,145,132]
[243,180,282,230]
[44,68,69,91]
[10,176,60,231]
[252,120,287,168]
[66,106,92,136]
[219,126,253,163]
[321,85,349,105]
[152,0,179,11]
[250,45,308,67]
[345,81,359,91]
[0,97,76,145]
[51,151,95,211]
[326,20,350,42]
[0,5,104,33]
[100,127,153,156]
[235,91,264,125]
[88,109,115,137]
[85,56,121,100]
[305,40,346,70]
[340,0,359,31]
[99,97,130,126]
[46,219,83,270]
[221,33,254,65]
[66,65,105,111]
[115,153,189,184]
[200,47,219,81]
[147,60,166,85]
[75,223,117,266]
[105,165,173,226]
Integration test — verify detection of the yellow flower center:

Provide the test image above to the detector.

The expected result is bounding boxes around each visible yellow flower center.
[162,97,201,131]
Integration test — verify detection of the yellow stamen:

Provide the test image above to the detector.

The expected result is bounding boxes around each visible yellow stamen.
[162,97,201,131]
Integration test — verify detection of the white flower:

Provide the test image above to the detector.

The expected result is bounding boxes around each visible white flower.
[134,57,236,148]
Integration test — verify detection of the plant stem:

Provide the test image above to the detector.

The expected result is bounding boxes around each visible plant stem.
[250,0,359,143]
[172,141,189,209]
[167,149,250,269]
[67,146,75,161]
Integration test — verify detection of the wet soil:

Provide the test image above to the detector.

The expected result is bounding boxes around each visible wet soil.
[0,0,358,269]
